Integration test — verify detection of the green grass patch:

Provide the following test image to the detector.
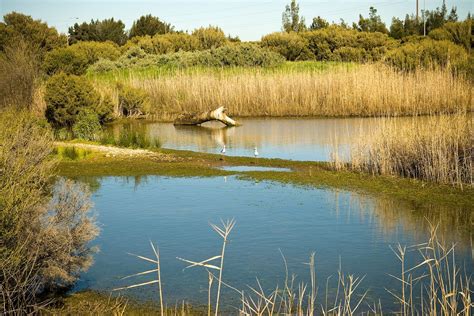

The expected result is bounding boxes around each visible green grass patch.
[87,61,356,83]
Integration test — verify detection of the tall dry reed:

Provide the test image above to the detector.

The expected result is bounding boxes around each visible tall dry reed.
[93,65,472,119]
[332,114,473,188]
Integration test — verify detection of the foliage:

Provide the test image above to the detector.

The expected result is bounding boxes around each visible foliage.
[90,43,284,71]
[384,39,468,71]
[68,18,127,45]
[44,73,101,128]
[301,26,397,62]
[389,15,421,39]
[209,43,286,67]
[129,14,173,38]
[43,47,89,75]
[192,26,227,50]
[282,0,306,33]
[122,32,200,55]
[353,7,388,34]
[0,12,66,57]
[0,110,98,313]
[309,16,329,30]
[428,20,472,51]
[117,84,150,117]
[260,32,311,61]
[72,109,102,140]
[0,40,39,108]
[43,41,120,75]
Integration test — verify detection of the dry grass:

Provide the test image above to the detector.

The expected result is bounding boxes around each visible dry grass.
[93,65,472,119]
[331,114,473,188]
[111,219,472,315]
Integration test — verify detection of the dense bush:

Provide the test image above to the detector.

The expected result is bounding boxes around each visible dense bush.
[90,43,284,71]
[0,110,98,313]
[122,33,200,54]
[192,26,227,50]
[43,47,89,75]
[0,12,66,58]
[428,20,472,51]
[117,84,150,117]
[260,32,312,61]
[301,26,398,62]
[209,43,285,67]
[0,40,39,109]
[43,41,120,75]
[72,109,102,140]
[384,39,468,71]
[44,73,102,127]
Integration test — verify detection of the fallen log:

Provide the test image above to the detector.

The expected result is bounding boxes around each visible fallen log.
[173,106,239,126]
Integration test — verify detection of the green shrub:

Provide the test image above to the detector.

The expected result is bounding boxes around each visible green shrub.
[117,84,150,117]
[70,41,121,62]
[88,58,118,73]
[260,32,312,61]
[90,44,284,71]
[334,47,365,62]
[301,26,397,62]
[43,41,121,75]
[43,47,89,75]
[44,73,100,128]
[192,26,227,50]
[384,39,468,71]
[72,109,102,140]
[428,21,472,51]
[210,43,285,67]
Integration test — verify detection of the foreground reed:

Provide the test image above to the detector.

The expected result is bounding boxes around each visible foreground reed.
[331,114,473,188]
[114,219,471,315]
[93,64,472,119]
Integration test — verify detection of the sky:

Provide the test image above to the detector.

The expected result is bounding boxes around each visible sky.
[1,0,472,41]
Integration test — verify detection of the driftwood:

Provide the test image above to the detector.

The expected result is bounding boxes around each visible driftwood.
[173,106,238,126]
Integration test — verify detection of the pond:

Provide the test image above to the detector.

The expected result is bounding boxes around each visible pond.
[107,117,403,161]
[74,175,473,312]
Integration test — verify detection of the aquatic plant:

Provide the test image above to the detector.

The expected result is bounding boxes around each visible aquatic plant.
[332,114,473,187]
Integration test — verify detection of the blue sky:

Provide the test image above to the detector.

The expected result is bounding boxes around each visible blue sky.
[1,0,472,40]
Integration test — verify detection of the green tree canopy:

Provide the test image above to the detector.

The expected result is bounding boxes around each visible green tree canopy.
[282,0,306,33]
[68,18,127,45]
[129,14,173,38]
[354,7,388,34]
[0,12,66,54]
[309,16,329,30]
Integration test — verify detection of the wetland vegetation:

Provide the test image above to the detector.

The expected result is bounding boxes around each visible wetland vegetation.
[1,0,473,314]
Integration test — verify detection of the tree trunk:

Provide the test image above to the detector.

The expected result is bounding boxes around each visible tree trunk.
[173,106,239,127]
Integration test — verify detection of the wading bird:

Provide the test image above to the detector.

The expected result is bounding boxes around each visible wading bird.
[254,147,259,158]
[221,145,226,154]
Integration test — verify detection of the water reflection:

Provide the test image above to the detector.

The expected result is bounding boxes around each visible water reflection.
[107,117,441,161]
[74,176,473,309]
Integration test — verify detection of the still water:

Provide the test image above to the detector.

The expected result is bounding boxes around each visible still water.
[107,117,403,161]
[75,175,473,312]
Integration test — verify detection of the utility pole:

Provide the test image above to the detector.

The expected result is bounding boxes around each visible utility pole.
[416,0,419,21]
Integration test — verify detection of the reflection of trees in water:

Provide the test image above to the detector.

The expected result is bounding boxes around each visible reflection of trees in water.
[329,189,473,256]
[71,176,102,194]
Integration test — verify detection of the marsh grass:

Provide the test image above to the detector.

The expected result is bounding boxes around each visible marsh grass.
[113,219,471,315]
[92,64,472,119]
[331,114,473,188]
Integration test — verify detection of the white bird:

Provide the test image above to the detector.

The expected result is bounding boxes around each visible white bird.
[221,145,226,154]
[254,147,259,158]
